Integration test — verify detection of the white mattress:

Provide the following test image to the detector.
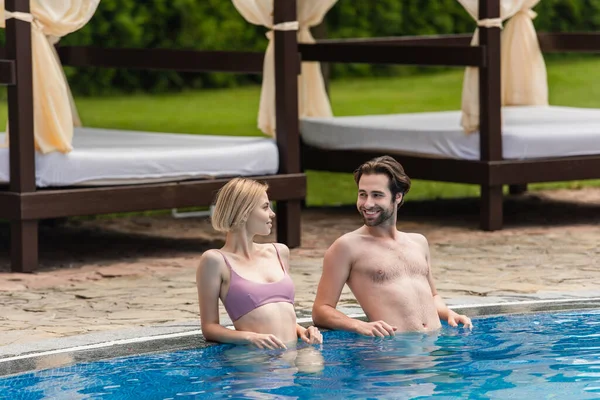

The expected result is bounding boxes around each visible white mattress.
[0,127,279,187]
[300,106,600,160]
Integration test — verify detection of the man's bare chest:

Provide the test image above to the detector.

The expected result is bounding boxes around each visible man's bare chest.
[351,247,429,284]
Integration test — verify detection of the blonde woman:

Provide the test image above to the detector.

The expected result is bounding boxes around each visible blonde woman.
[196,177,322,349]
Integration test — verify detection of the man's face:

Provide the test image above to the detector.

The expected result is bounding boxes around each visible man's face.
[356,173,401,227]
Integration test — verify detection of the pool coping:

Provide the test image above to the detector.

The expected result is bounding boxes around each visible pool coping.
[2,296,600,378]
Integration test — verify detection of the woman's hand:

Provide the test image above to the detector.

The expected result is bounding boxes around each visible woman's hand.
[246,332,288,350]
[299,326,323,344]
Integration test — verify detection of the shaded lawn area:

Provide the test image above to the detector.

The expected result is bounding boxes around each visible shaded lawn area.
[1,57,599,206]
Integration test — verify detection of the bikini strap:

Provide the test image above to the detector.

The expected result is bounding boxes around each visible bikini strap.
[272,243,286,273]
[215,249,233,270]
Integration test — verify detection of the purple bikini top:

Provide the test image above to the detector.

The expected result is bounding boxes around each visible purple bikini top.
[218,244,295,322]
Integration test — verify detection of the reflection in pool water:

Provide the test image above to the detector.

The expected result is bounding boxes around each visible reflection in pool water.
[3,310,600,399]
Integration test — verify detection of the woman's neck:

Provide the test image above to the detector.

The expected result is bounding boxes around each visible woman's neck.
[223,229,256,259]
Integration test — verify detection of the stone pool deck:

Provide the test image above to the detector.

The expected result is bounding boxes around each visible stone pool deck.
[0,187,598,353]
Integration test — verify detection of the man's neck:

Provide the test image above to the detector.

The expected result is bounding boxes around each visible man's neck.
[363,222,398,239]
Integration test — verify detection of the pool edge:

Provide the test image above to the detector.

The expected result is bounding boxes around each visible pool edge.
[3,297,600,378]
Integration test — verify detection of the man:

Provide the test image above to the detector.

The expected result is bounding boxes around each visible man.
[312,155,472,337]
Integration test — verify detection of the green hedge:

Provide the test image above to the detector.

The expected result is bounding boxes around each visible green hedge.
[13,0,600,95]
[325,0,600,78]
[58,0,267,95]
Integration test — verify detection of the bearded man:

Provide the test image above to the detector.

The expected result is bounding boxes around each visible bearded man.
[312,156,472,336]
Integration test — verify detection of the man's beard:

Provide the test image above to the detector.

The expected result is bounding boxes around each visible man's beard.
[361,206,394,227]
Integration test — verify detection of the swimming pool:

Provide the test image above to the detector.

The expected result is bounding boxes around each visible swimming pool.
[2,308,600,399]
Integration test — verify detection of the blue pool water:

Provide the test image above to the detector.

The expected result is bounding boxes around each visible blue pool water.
[3,309,600,399]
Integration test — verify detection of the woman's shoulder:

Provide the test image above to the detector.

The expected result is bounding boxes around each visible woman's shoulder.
[269,244,290,272]
[198,249,227,271]
[270,242,290,258]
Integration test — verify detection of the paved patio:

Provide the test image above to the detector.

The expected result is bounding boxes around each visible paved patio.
[1,187,599,348]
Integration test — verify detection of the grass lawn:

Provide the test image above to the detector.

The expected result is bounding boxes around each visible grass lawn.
[1,57,599,207]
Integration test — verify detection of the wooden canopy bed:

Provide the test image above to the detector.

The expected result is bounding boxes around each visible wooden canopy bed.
[0,0,305,272]
[266,0,600,232]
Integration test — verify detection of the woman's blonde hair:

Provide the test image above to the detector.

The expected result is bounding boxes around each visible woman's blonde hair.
[211,178,269,232]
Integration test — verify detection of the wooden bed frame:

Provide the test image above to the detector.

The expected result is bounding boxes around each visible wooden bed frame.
[0,0,305,272]
[278,0,600,231]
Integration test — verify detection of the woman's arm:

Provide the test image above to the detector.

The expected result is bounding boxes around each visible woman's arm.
[296,324,323,344]
[275,243,324,344]
[196,250,287,348]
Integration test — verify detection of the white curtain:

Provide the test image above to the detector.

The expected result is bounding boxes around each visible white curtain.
[1,0,100,153]
[458,0,547,134]
[232,0,337,137]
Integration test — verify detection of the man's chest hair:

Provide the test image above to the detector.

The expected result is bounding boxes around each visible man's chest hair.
[351,246,429,283]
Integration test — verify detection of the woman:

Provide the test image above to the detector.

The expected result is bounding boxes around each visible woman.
[196,177,322,349]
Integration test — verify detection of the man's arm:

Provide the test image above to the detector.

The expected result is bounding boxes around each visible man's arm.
[312,238,358,330]
[312,237,396,336]
[414,234,473,329]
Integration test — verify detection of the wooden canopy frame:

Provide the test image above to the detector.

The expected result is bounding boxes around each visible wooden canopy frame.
[276,0,600,231]
[0,0,305,272]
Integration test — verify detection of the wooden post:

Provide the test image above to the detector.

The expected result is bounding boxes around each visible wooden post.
[6,0,39,272]
[478,0,503,231]
[274,0,302,248]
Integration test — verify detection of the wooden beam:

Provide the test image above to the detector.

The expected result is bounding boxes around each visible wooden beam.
[3,32,600,76]
[301,145,600,186]
[299,43,486,67]
[538,32,600,53]
[315,32,600,53]
[489,155,600,185]
[301,144,490,184]
[56,47,265,74]
[14,174,306,220]
[316,34,473,47]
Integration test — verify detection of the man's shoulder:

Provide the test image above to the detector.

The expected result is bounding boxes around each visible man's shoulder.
[403,232,430,253]
[405,232,428,244]
[327,230,362,254]
[334,229,364,245]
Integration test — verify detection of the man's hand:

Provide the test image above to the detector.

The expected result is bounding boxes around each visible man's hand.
[355,320,398,337]
[447,310,473,329]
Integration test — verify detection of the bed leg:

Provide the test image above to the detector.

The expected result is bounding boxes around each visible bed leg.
[509,184,527,195]
[10,220,38,273]
[276,200,302,248]
[480,185,503,231]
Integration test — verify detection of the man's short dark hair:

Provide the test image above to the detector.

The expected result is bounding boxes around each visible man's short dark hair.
[353,155,411,207]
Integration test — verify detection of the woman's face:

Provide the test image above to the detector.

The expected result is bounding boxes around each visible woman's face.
[246,191,275,236]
